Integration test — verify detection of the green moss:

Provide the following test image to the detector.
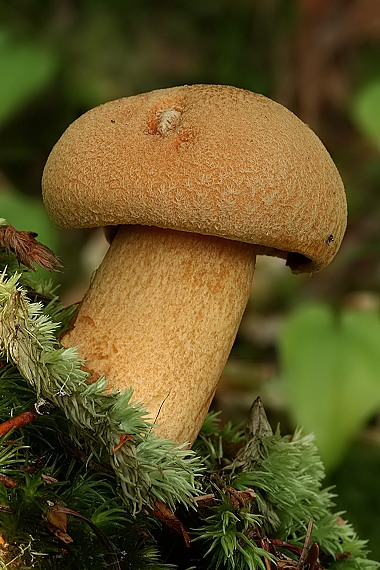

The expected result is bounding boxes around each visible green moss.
[0,231,378,568]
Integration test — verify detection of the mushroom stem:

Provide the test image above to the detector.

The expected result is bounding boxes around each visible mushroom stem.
[62,225,256,444]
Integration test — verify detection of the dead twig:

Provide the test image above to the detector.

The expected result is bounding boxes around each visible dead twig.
[0,225,62,272]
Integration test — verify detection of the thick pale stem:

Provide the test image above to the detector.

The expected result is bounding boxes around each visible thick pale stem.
[62,225,256,444]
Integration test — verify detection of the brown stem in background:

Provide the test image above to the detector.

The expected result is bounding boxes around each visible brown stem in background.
[0,408,39,436]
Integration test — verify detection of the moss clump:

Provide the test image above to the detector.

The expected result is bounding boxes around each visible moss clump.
[0,222,378,569]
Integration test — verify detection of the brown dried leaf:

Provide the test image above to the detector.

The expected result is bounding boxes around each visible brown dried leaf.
[0,474,18,489]
[41,474,59,485]
[193,493,216,508]
[261,537,277,569]
[305,542,320,569]
[277,562,299,569]
[46,504,74,544]
[0,225,62,271]
[335,552,352,561]
[46,505,69,533]
[48,504,121,568]
[226,486,256,508]
[112,434,134,454]
[149,499,190,547]
[46,522,73,544]
[271,537,324,569]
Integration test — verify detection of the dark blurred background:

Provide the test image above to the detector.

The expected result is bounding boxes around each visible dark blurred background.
[0,0,379,558]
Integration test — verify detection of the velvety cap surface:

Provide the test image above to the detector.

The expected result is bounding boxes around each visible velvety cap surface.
[42,84,347,272]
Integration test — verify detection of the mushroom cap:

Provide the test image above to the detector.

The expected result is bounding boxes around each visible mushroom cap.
[42,84,347,272]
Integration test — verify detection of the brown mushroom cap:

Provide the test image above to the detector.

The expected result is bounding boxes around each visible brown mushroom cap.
[42,84,347,272]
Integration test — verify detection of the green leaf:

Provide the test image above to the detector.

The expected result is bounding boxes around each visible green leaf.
[279,304,380,471]
[0,189,58,250]
[351,80,380,151]
[0,33,58,123]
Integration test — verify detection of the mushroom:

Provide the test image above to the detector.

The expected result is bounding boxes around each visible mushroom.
[42,84,347,444]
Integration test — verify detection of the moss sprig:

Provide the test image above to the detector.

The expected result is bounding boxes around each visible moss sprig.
[0,430,175,569]
[194,486,273,570]
[0,270,203,514]
[0,225,378,568]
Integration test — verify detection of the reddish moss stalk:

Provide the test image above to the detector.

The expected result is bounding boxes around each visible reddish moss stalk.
[0,408,39,436]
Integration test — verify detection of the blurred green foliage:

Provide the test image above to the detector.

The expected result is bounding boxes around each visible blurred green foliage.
[0,189,57,248]
[352,80,380,151]
[0,32,58,123]
[280,304,380,471]
[327,442,380,561]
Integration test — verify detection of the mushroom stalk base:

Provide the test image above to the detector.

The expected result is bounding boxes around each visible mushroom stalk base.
[62,225,256,444]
